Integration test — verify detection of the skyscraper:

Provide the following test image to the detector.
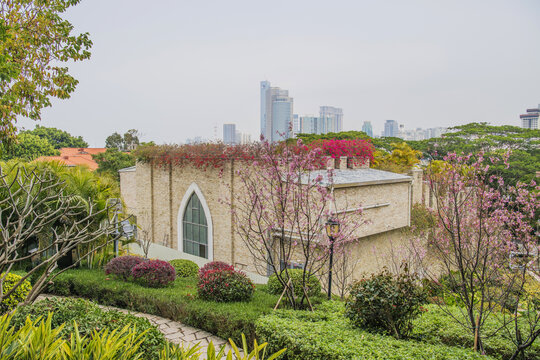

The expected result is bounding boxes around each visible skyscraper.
[520,105,540,129]
[223,123,236,144]
[260,81,294,142]
[384,120,399,137]
[319,106,343,133]
[362,121,373,137]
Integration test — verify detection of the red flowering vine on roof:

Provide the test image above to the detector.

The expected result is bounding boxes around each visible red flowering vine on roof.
[135,139,374,170]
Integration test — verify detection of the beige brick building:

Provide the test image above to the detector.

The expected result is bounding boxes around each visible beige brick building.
[120,157,425,284]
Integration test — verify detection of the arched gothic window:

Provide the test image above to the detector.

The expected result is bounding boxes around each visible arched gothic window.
[182,193,208,258]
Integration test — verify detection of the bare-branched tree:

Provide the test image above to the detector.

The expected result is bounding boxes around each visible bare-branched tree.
[0,165,118,305]
[227,140,366,309]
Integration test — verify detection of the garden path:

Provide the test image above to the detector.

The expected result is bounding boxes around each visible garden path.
[37,295,231,356]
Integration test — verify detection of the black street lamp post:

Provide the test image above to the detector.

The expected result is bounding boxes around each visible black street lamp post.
[325,218,340,300]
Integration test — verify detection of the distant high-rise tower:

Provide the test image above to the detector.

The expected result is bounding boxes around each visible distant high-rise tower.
[384,120,399,137]
[520,105,540,129]
[362,121,373,137]
[223,123,237,144]
[319,106,343,133]
[260,81,294,142]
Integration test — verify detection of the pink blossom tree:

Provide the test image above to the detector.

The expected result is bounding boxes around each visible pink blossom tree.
[226,139,367,309]
[422,152,540,355]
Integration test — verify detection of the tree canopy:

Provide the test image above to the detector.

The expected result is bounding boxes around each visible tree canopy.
[22,125,88,149]
[93,148,135,179]
[0,132,58,160]
[294,123,540,184]
[105,129,140,151]
[0,0,92,141]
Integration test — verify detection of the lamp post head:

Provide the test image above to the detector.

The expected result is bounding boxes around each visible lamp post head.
[325,218,340,240]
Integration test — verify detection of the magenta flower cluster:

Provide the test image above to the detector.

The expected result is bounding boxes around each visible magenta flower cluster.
[198,261,234,277]
[131,259,176,288]
[197,261,255,302]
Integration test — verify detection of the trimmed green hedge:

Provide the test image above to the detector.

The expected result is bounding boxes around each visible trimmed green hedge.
[256,302,493,360]
[169,259,199,278]
[48,269,278,343]
[412,305,540,360]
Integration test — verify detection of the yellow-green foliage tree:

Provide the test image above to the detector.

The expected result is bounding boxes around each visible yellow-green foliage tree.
[0,0,92,141]
[372,142,422,173]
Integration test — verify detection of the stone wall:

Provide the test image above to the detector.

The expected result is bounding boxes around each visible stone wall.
[119,168,137,216]
[131,160,424,287]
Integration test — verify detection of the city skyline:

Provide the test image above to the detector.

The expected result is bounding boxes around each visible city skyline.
[14,0,540,146]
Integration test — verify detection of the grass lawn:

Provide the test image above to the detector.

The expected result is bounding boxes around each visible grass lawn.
[49,268,279,343]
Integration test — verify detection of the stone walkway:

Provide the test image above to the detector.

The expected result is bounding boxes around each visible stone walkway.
[37,295,231,356]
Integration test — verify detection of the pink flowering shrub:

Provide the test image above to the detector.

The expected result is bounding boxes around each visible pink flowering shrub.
[309,139,374,161]
[198,261,234,277]
[131,259,176,288]
[104,256,146,281]
[198,268,255,302]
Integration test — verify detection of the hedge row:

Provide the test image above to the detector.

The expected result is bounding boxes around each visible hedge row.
[256,302,492,360]
[48,269,278,343]
[412,305,540,360]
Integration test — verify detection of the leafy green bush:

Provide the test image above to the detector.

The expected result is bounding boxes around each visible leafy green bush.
[412,304,540,360]
[266,269,321,299]
[48,269,278,344]
[0,313,145,360]
[198,269,255,302]
[12,297,165,359]
[256,302,492,360]
[0,273,32,313]
[345,266,426,339]
[169,259,199,278]
[159,334,286,360]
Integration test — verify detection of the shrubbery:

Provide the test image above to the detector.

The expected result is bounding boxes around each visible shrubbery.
[345,266,426,339]
[412,304,540,360]
[132,259,176,287]
[48,269,278,343]
[2,311,285,360]
[169,259,199,278]
[266,269,321,299]
[104,255,146,280]
[0,273,32,313]
[256,302,490,360]
[198,268,255,302]
[199,261,234,277]
[12,297,165,359]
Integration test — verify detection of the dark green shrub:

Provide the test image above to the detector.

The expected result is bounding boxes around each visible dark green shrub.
[198,269,255,302]
[12,297,165,359]
[256,302,491,360]
[266,269,321,299]
[345,266,427,339]
[104,255,146,281]
[131,259,176,287]
[169,259,199,278]
[0,273,32,313]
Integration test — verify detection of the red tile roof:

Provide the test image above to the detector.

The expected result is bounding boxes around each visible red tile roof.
[35,148,107,171]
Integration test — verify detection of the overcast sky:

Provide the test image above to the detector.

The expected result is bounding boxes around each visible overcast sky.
[17,0,540,146]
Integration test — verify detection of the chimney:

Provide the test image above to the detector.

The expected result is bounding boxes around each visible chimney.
[340,156,347,170]
[348,157,370,169]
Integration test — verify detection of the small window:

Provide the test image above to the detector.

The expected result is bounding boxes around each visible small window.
[182,193,208,258]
